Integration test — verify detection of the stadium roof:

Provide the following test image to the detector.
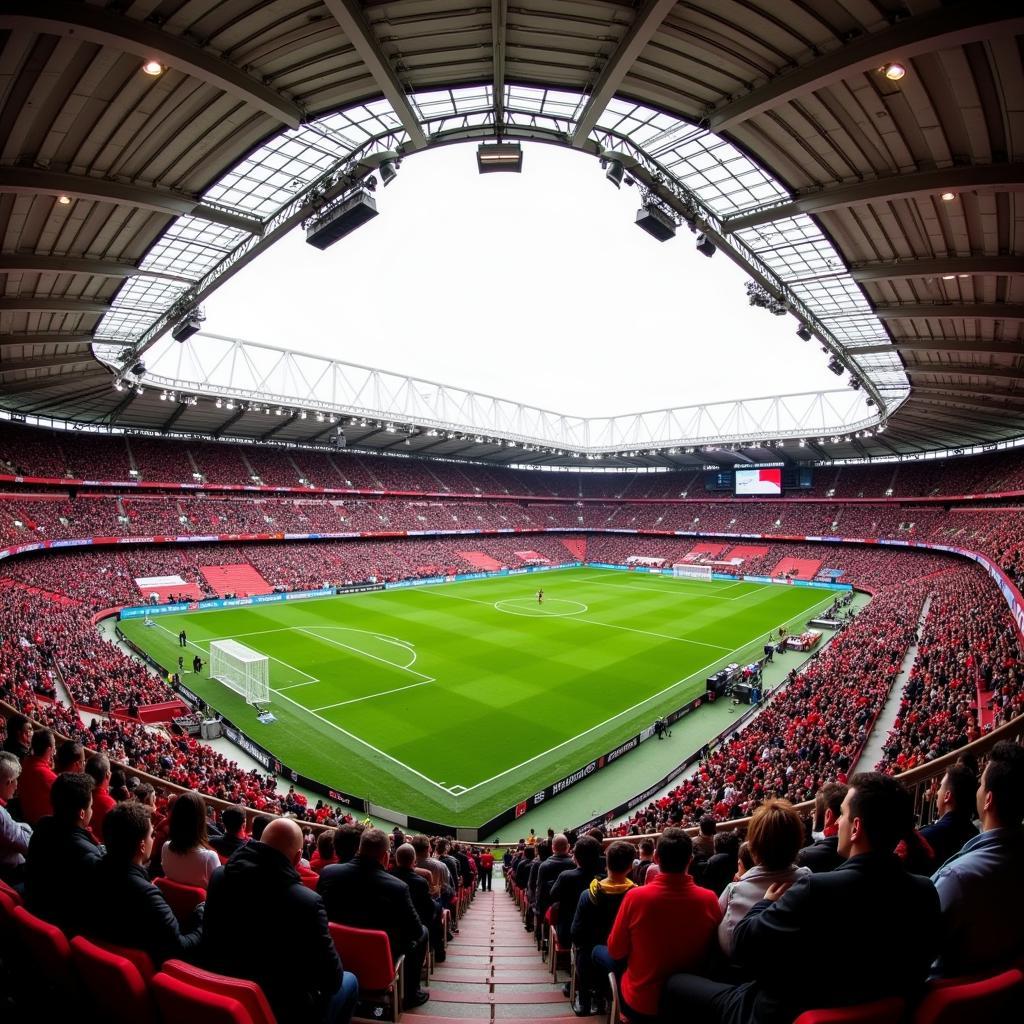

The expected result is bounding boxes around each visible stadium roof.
[0,1,1021,468]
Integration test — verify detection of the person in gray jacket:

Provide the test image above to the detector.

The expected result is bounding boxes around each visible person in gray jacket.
[717,799,810,957]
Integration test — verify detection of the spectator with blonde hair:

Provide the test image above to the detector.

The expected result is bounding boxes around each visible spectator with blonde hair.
[717,800,810,956]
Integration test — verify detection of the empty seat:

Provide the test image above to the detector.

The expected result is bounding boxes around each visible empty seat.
[70,935,157,1024]
[913,969,1024,1024]
[12,904,73,990]
[794,996,906,1023]
[151,971,257,1024]
[155,876,206,923]
[329,922,403,1023]
[161,959,277,1024]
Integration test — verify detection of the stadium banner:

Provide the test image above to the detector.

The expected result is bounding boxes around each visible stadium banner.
[120,602,191,619]
[476,691,707,839]
[572,698,769,835]
[118,586,336,619]
[336,582,385,595]
[384,562,580,592]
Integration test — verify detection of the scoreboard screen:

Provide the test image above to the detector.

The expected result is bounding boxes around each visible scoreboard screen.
[734,467,783,496]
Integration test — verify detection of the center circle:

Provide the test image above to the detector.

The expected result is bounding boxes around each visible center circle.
[493,598,589,618]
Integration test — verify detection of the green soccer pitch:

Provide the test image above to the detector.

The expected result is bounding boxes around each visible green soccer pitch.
[118,568,839,826]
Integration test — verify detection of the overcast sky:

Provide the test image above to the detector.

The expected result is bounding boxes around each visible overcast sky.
[202,143,845,419]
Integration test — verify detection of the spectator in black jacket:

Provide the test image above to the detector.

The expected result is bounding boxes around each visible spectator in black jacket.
[698,830,742,896]
[796,782,848,874]
[571,840,636,1015]
[662,773,941,1024]
[536,833,575,944]
[550,836,604,958]
[87,801,204,967]
[25,772,103,934]
[210,805,248,859]
[319,827,430,1010]
[2,713,31,759]
[514,844,535,890]
[920,764,978,868]
[203,817,358,1024]
[390,841,438,946]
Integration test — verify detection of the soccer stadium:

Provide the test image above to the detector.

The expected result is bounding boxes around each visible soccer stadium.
[1,3,1023,1023]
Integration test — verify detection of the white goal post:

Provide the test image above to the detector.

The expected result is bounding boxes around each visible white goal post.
[672,564,714,581]
[209,639,270,706]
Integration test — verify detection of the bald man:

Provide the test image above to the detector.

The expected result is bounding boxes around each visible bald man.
[536,832,575,945]
[202,816,358,1024]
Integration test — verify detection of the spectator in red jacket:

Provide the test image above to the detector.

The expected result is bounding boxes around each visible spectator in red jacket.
[18,727,57,825]
[85,753,115,842]
[54,739,85,774]
[595,828,720,1021]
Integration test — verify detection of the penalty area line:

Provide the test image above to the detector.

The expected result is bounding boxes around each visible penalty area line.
[453,589,839,796]
[151,621,319,687]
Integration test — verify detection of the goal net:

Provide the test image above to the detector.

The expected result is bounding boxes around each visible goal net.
[673,564,714,581]
[209,639,270,706]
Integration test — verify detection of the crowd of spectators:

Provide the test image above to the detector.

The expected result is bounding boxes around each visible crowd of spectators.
[877,564,1023,771]
[8,420,1024,498]
[607,574,935,836]
[0,585,174,709]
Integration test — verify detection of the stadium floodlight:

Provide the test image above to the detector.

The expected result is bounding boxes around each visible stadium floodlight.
[305,189,378,250]
[131,360,146,376]
[210,640,270,706]
[695,233,716,258]
[827,356,844,375]
[378,158,399,187]
[796,324,813,341]
[599,149,637,189]
[477,142,522,173]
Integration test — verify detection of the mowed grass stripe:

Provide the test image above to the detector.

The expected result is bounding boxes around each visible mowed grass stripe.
[120,569,836,817]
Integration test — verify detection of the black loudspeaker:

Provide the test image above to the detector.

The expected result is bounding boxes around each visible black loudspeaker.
[635,205,676,241]
[306,191,378,250]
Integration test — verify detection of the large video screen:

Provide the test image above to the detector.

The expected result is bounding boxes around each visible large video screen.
[734,467,782,496]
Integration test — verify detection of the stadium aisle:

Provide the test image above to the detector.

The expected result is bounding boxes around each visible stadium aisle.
[406,889,578,1022]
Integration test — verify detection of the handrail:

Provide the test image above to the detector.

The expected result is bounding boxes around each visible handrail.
[601,714,1024,846]
[0,696,335,835]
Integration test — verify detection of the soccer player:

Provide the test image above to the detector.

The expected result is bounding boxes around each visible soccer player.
[537,588,544,605]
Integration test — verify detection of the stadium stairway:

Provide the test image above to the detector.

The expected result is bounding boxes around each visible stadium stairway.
[407,890,578,1023]
[199,563,273,597]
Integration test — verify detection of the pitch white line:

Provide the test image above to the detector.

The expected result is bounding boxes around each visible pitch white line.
[312,679,432,712]
[268,685,458,795]
[139,617,454,796]
[575,577,744,601]
[295,627,431,680]
[453,589,839,795]
[417,586,730,651]
[152,622,320,685]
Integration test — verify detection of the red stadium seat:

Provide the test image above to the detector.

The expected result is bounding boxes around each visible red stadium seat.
[913,969,1024,1024]
[161,959,277,1024]
[154,876,206,923]
[87,937,157,981]
[0,878,22,906]
[70,935,157,1024]
[12,904,73,989]
[329,922,404,1023]
[793,997,906,1023]
[0,887,20,943]
[546,904,570,982]
[151,971,257,1024]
